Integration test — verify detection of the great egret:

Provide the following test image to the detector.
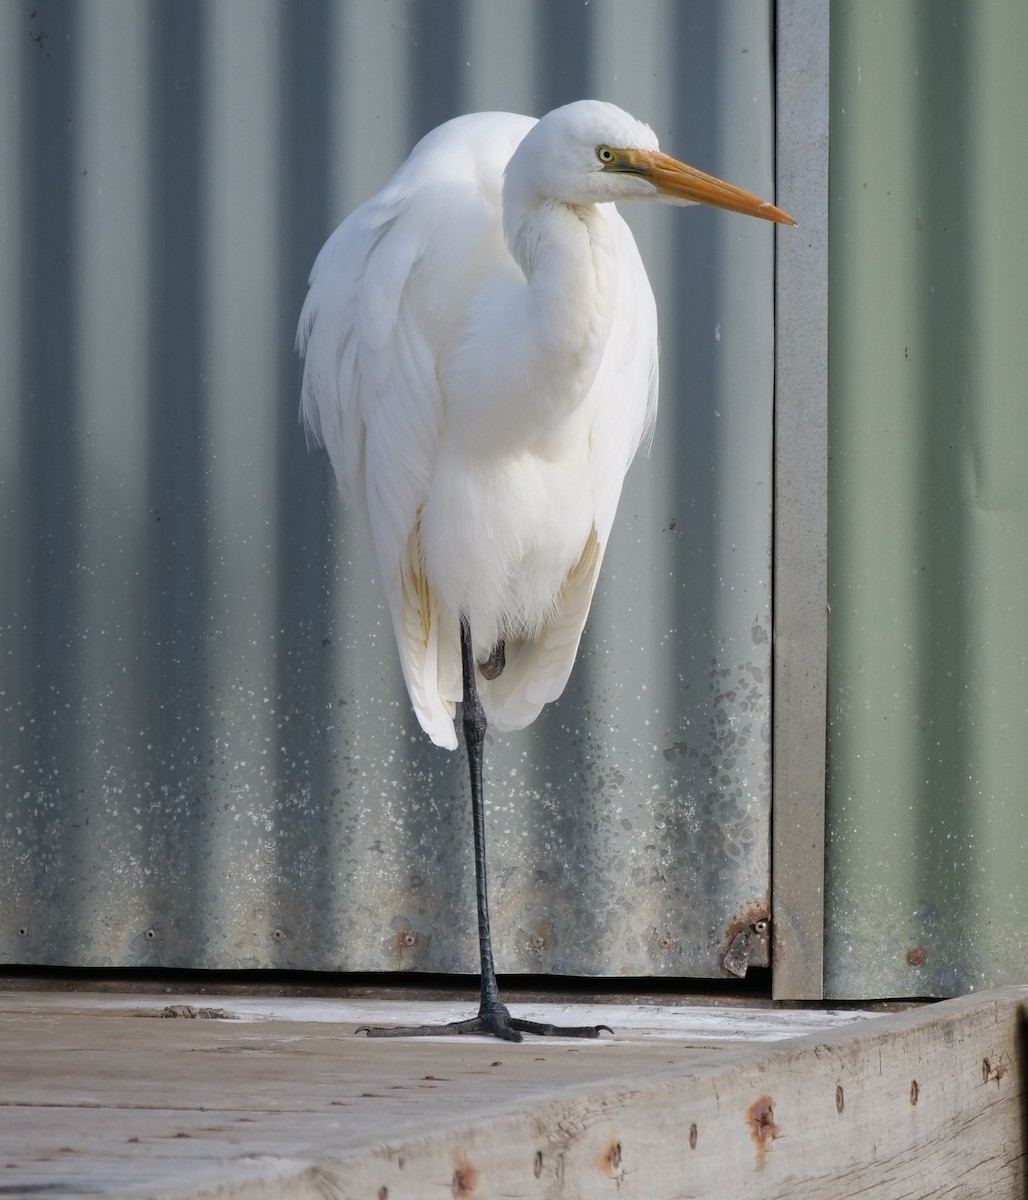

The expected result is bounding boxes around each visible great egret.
[297,100,794,1041]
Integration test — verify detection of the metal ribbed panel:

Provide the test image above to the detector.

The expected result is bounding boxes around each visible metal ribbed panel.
[827,0,1028,997]
[0,1,776,977]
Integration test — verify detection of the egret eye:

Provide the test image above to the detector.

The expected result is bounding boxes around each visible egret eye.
[596,145,616,165]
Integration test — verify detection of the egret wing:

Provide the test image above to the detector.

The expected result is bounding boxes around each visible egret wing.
[297,114,536,750]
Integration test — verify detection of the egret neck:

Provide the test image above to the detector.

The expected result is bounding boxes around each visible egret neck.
[453,184,618,449]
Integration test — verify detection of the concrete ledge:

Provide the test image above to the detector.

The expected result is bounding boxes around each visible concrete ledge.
[2,986,1025,1198]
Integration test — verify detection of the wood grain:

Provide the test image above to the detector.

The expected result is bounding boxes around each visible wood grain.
[0,988,1024,1198]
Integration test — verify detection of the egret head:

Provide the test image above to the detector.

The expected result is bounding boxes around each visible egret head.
[508,99,795,225]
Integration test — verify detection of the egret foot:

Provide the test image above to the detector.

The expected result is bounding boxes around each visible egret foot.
[356,1000,612,1042]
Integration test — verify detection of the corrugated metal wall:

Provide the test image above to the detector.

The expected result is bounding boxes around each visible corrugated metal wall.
[0,2,778,978]
[827,0,1028,997]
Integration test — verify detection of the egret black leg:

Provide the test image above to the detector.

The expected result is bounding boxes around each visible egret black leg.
[356,616,612,1042]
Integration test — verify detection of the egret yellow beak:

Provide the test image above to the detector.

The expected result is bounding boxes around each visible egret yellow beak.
[619,148,796,226]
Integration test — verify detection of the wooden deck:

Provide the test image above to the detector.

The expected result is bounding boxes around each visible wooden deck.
[1,983,1025,1198]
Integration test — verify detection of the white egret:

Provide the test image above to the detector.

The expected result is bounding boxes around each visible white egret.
[297,100,794,1041]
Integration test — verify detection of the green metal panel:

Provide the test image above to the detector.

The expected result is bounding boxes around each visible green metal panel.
[827,1,1028,997]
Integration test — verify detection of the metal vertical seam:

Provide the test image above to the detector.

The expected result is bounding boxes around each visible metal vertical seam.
[771,0,830,1000]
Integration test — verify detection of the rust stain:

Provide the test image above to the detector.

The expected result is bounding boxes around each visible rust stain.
[522,919,557,957]
[596,1140,622,1172]
[596,1139,625,1183]
[747,1096,780,1169]
[724,905,769,948]
[451,1154,478,1199]
[983,1057,1007,1085]
[395,925,419,955]
[907,947,926,966]
[723,903,770,976]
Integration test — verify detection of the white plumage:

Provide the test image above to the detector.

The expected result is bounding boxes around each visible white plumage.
[298,103,660,749]
[297,100,793,751]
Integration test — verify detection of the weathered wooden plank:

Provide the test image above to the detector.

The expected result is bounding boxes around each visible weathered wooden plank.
[0,988,1023,1199]
[300,988,1026,1200]
[2,995,820,1196]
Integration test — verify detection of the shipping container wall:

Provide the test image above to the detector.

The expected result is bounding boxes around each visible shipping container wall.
[0,1,779,979]
[827,0,1028,997]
